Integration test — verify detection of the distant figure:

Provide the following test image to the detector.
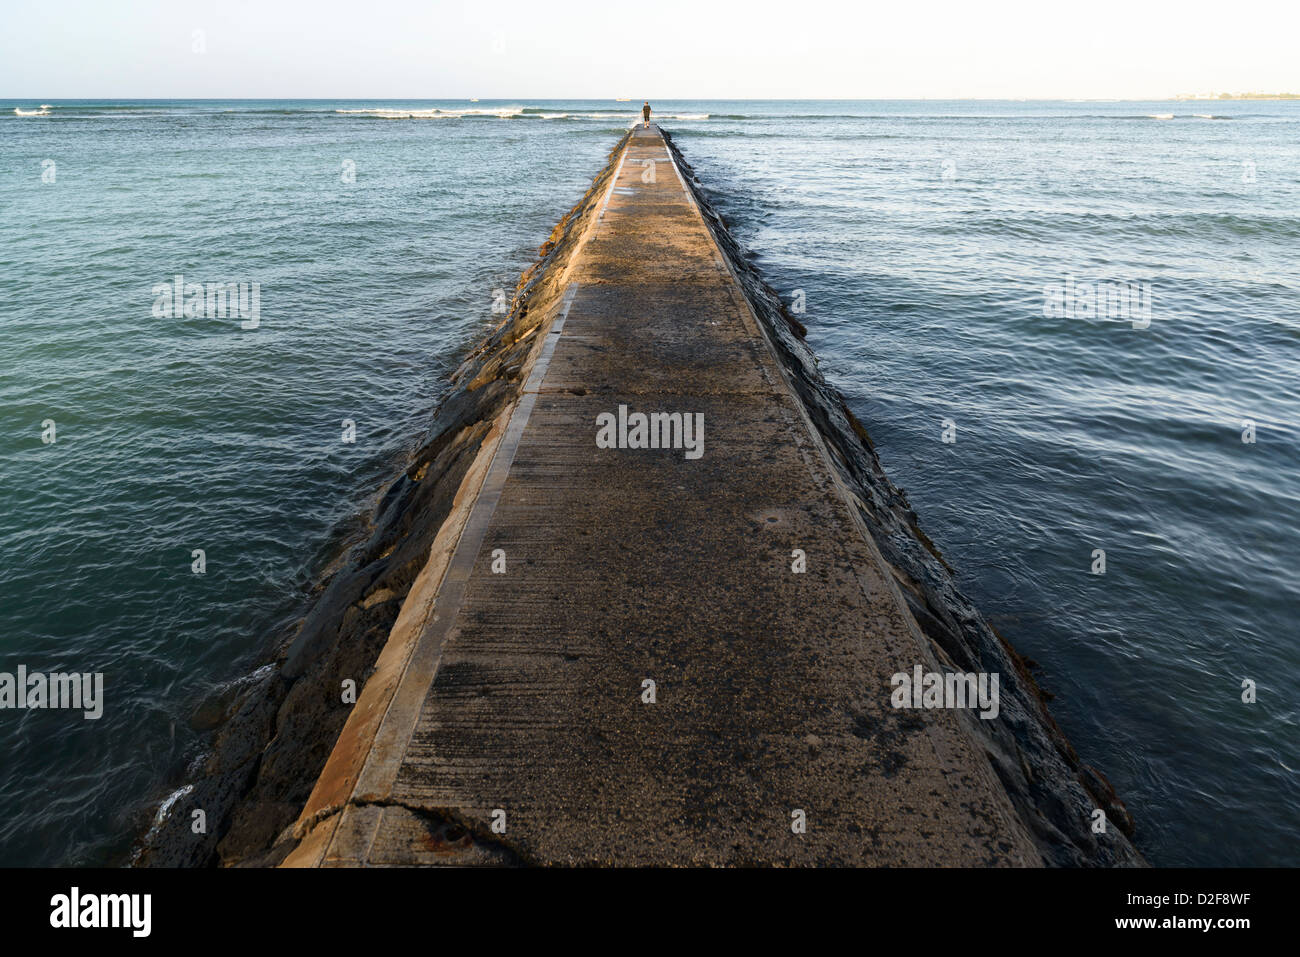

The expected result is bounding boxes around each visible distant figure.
[642,101,652,128]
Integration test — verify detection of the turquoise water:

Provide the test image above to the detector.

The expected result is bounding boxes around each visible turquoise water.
[1,100,1296,866]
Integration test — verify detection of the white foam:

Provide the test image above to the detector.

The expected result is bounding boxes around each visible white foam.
[336,106,523,119]
[331,107,710,122]
[14,106,51,117]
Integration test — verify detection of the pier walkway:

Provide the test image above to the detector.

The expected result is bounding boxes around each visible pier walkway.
[286,126,1041,866]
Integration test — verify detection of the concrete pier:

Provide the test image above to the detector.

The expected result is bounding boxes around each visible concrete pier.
[283,126,1043,866]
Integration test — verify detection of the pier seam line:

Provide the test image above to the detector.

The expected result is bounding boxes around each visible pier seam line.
[598,147,630,223]
[523,283,578,394]
[339,282,582,862]
[320,135,637,853]
[296,132,631,865]
[322,134,632,856]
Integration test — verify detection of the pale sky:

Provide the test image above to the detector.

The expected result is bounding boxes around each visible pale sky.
[2,0,1298,100]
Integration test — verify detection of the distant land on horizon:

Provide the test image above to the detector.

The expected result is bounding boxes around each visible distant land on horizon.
[1175,91,1300,100]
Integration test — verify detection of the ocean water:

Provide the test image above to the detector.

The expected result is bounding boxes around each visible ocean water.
[1,99,1296,867]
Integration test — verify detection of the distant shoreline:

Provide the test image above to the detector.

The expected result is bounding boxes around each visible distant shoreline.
[1175,93,1299,101]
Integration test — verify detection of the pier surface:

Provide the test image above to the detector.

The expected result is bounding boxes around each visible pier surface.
[288,126,1041,866]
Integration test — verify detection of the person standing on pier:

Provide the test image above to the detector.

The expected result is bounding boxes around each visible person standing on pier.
[642,101,652,128]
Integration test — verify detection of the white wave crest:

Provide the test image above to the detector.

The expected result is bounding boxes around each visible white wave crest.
[335,106,523,119]
[333,107,710,122]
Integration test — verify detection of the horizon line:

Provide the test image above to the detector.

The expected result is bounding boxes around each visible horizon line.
[9,94,1286,102]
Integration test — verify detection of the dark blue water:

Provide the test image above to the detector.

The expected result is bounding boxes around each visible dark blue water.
[2,99,1296,866]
